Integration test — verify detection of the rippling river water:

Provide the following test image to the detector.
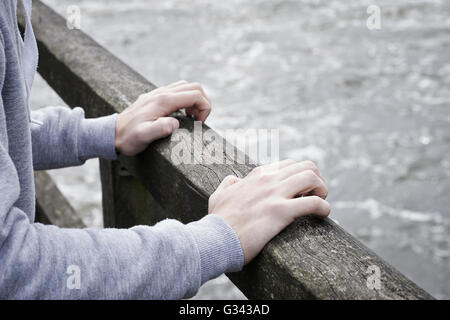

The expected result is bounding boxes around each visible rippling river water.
[32,0,450,299]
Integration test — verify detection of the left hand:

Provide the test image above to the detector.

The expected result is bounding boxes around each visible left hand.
[115,80,211,156]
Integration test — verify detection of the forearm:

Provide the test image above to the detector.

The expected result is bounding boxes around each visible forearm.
[0,212,243,299]
[31,106,117,170]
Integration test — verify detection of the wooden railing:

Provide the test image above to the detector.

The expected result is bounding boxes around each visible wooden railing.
[26,1,433,299]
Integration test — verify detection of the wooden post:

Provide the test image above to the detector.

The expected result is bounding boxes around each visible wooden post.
[99,159,166,228]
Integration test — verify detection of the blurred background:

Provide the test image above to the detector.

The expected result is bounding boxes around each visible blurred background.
[31,0,450,299]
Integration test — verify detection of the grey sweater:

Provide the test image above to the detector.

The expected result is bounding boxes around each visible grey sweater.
[0,0,243,299]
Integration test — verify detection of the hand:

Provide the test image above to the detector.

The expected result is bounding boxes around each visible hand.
[208,159,330,264]
[115,80,211,156]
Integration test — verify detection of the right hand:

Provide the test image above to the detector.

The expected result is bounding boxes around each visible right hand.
[115,80,211,156]
[208,159,330,264]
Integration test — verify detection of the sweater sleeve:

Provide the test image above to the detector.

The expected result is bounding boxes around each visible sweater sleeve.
[0,197,244,299]
[0,133,244,298]
[30,106,118,170]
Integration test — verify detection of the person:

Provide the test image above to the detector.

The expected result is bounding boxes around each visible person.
[0,0,330,299]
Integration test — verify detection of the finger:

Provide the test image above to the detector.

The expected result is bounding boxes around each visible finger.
[278,160,325,182]
[169,83,212,120]
[137,79,195,102]
[192,103,211,122]
[280,170,328,199]
[166,80,189,88]
[264,159,297,171]
[154,91,211,122]
[216,175,240,192]
[166,82,210,103]
[249,159,297,177]
[287,196,331,219]
[141,81,190,98]
[185,107,194,118]
[136,117,179,144]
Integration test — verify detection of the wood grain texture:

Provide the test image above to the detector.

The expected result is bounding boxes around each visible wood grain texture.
[24,1,434,299]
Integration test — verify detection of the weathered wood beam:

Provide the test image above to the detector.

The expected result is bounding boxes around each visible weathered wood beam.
[24,1,433,299]
[99,159,168,228]
[34,171,85,228]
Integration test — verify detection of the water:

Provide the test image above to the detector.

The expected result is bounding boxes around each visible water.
[32,0,450,299]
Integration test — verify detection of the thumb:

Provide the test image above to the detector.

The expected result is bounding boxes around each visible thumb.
[216,175,240,192]
[141,117,179,143]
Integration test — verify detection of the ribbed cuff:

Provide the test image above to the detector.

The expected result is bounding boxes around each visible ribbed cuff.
[186,214,244,284]
[78,113,118,161]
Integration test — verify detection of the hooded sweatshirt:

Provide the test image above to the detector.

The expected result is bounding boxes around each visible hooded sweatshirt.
[0,0,243,299]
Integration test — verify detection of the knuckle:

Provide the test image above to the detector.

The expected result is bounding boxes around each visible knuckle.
[192,82,202,89]
[304,169,318,182]
[308,196,323,210]
[323,183,329,194]
[138,93,148,101]
[194,83,206,96]
[286,159,297,165]
[302,159,316,167]
[154,93,170,105]
[192,89,202,98]
[285,159,297,166]
[259,172,274,183]
[224,175,237,182]
[303,160,319,173]
[325,201,331,215]
[251,166,262,175]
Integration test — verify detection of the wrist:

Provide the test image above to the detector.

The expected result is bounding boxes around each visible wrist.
[114,113,124,155]
[186,214,244,284]
[78,113,119,160]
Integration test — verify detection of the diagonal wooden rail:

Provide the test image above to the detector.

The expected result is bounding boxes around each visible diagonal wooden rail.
[34,171,86,228]
[26,1,433,299]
